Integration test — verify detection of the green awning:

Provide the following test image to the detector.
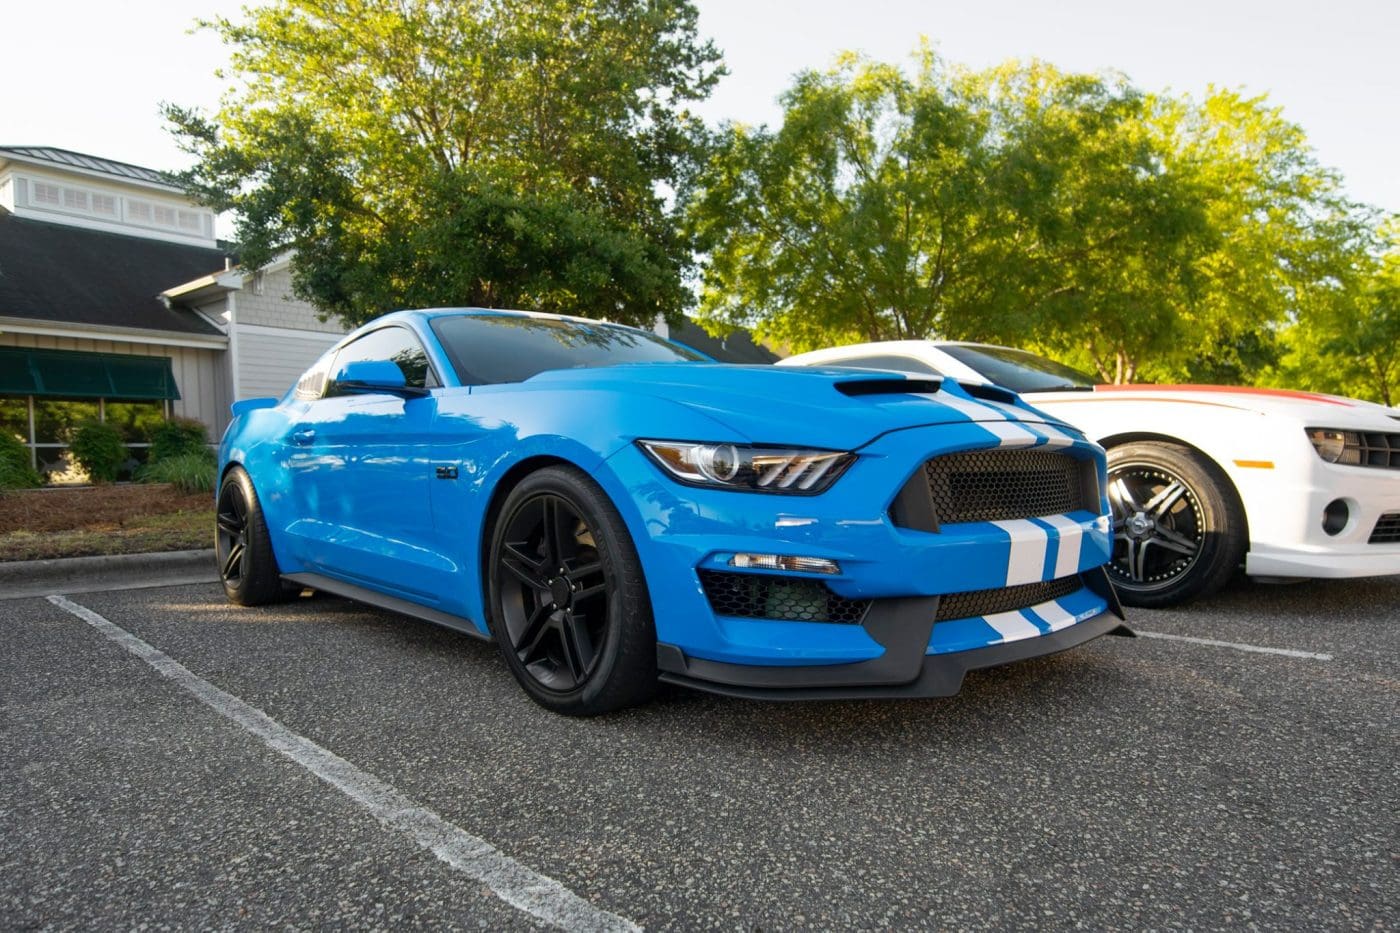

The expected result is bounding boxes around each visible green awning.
[0,346,181,400]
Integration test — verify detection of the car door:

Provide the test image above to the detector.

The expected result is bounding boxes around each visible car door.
[283,325,451,602]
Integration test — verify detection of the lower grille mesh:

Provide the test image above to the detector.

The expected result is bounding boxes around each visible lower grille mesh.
[1370,513,1400,544]
[936,575,1082,622]
[699,571,871,624]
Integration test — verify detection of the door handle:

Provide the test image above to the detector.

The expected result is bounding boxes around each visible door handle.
[291,428,316,445]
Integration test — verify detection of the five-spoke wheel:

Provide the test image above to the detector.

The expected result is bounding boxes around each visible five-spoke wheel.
[216,466,287,606]
[1105,442,1246,608]
[488,466,656,715]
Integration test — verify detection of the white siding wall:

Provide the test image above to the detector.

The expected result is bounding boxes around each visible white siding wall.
[235,325,342,400]
[0,332,232,436]
[237,266,345,333]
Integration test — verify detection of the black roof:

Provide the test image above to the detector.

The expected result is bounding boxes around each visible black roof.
[0,145,176,188]
[0,215,230,337]
[669,318,778,364]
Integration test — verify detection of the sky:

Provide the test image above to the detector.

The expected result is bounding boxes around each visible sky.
[3,0,1397,217]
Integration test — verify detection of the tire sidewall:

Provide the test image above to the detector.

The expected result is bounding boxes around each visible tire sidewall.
[1106,442,1245,608]
[486,466,654,714]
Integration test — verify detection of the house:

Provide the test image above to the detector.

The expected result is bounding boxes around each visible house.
[0,146,345,476]
[0,144,777,480]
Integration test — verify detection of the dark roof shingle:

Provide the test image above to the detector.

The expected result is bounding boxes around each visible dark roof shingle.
[0,215,230,337]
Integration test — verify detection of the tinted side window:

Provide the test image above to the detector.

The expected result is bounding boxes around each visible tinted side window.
[326,326,436,397]
[293,351,335,400]
[827,354,943,376]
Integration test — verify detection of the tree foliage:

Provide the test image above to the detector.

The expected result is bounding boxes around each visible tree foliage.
[686,48,1377,383]
[1272,220,1400,406]
[166,0,723,327]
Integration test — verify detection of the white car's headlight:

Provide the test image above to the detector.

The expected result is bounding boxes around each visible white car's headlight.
[637,440,855,494]
[1306,428,1362,465]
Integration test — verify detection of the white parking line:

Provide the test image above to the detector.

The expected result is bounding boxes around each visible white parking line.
[1134,629,1334,661]
[46,594,639,933]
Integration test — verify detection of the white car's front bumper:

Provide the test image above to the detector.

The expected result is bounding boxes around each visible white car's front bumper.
[1238,455,1400,580]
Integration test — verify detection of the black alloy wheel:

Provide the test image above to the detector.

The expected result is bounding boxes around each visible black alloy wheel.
[489,466,656,714]
[1105,442,1246,608]
[216,466,288,606]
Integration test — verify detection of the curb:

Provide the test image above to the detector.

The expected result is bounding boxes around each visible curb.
[0,549,218,600]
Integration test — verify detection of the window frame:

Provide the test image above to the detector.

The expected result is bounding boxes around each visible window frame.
[314,325,442,400]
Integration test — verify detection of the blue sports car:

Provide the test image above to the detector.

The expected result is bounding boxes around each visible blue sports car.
[217,308,1129,714]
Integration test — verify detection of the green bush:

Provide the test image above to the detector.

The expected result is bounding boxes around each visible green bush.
[147,416,211,462]
[69,420,128,484]
[137,451,217,494]
[0,431,42,491]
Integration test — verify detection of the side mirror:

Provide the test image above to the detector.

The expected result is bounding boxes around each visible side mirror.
[332,359,425,396]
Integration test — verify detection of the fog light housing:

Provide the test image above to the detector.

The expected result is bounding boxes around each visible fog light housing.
[1322,499,1349,536]
[729,553,841,575]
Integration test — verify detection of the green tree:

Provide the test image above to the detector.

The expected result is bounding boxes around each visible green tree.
[1274,219,1400,405]
[166,0,723,327]
[687,49,1372,384]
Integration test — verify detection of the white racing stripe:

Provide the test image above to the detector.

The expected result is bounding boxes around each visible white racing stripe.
[976,421,1042,448]
[46,595,640,933]
[920,392,1011,422]
[1027,598,1080,632]
[1037,514,1085,578]
[982,610,1041,643]
[1032,423,1076,448]
[989,519,1049,586]
[1134,629,1333,661]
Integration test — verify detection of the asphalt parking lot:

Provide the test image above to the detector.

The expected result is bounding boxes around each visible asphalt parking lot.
[3,574,1397,930]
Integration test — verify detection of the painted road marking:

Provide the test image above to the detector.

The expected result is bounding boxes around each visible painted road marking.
[46,594,639,933]
[1134,629,1333,661]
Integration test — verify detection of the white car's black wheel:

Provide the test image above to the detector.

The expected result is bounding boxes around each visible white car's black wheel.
[487,466,657,715]
[1105,442,1246,608]
[216,466,288,606]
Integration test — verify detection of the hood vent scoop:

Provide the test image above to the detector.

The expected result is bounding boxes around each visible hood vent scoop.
[835,378,944,397]
[959,382,1019,405]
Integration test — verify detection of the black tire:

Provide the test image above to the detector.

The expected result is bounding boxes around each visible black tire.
[487,466,657,715]
[216,466,288,606]
[1105,441,1246,608]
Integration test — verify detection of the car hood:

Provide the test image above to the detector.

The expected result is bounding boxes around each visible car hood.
[1023,384,1400,429]
[521,363,1072,449]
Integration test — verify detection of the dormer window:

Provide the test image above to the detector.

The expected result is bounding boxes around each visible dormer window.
[33,181,60,205]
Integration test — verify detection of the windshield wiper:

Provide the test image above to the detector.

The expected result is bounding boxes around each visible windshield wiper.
[1019,384,1095,393]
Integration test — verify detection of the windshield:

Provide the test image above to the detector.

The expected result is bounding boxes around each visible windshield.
[429,313,706,385]
[939,345,1097,393]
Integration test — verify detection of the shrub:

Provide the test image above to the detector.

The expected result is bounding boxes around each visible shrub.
[148,416,211,462]
[137,451,217,494]
[0,431,42,491]
[69,420,128,484]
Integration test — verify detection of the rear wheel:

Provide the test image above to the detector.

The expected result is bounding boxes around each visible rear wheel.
[487,466,657,715]
[216,466,288,606]
[1105,442,1246,608]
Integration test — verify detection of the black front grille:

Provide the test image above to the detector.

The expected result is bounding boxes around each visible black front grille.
[936,575,1082,622]
[1354,433,1400,469]
[923,448,1091,524]
[699,571,871,624]
[1371,513,1400,544]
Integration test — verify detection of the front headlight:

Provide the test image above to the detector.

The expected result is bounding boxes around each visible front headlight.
[1306,428,1362,465]
[637,440,855,494]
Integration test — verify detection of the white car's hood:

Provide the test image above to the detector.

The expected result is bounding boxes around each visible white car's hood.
[1025,384,1400,430]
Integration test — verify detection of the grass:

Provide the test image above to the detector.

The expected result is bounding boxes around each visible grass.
[0,484,213,562]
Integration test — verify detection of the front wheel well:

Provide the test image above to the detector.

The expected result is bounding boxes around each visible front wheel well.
[1096,432,1250,549]
[477,455,578,625]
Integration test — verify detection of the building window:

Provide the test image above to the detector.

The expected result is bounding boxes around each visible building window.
[92,193,118,216]
[33,182,61,205]
[62,188,89,210]
[127,200,153,222]
[3,395,170,483]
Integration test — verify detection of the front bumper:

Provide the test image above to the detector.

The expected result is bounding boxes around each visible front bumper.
[656,567,1131,700]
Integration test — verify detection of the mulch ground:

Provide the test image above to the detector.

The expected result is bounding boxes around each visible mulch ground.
[0,484,210,535]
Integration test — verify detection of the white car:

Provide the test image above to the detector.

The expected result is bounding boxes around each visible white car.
[780,341,1400,607]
